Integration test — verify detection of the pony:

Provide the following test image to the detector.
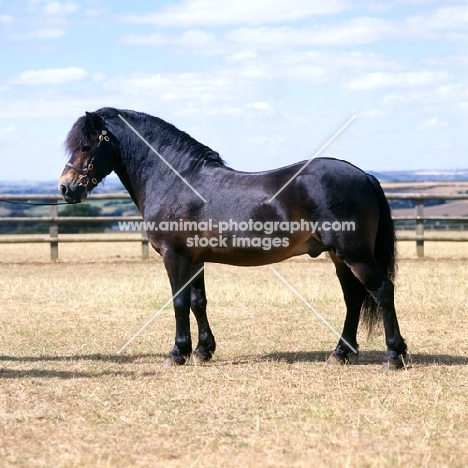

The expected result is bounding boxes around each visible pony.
[59,108,407,369]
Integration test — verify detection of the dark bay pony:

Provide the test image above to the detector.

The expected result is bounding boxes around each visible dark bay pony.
[58,107,407,369]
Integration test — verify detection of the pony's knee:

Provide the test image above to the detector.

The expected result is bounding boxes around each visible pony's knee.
[190,292,207,313]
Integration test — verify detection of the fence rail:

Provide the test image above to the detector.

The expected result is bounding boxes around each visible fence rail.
[1,192,467,259]
[388,193,468,257]
[0,193,148,260]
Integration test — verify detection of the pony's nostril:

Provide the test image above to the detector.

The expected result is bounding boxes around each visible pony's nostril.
[60,184,68,196]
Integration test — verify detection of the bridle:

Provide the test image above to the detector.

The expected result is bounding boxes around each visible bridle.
[65,129,111,190]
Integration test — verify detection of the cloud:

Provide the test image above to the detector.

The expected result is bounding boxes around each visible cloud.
[381,82,468,118]
[0,14,14,24]
[226,18,397,47]
[91,72,106,82]
[121,32,169,47]
[346,71,451,90]
[43,1,79,16]
[31,28,65,39]
[104,70,273,117]
[120,0,348,27]
[416,117,448,130]
[0,125,16,137]
[224,7,468,49]
[0,95,101,120]
[121,6,468,55]
[103,50,410,116]
[120,18,399,55]
[223,49,404,86]
[405,5,468,40]
[121,30,222,54]
[106,71,243,103]
[8,28,66,40]
[13,67,88,85]
[246,102,272,111]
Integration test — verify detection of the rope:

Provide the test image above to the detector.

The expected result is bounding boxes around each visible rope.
[0,199,68,206]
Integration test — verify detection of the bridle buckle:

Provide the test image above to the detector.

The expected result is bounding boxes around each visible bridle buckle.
[99,130,110,143]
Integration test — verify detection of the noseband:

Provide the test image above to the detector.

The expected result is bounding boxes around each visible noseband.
[65,130,111,190]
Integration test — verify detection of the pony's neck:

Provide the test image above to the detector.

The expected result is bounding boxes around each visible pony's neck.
[108,111,223,213]
[113,159,139,208]
[116,110,222,170]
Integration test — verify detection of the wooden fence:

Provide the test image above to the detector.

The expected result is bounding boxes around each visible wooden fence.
[389,193,468,257]
[0,194,148,260]
[0,193,467,260]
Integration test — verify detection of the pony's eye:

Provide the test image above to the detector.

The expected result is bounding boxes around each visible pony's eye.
[81,145,92,153]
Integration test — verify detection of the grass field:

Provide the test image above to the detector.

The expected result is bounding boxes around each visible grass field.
[0,239,468,467]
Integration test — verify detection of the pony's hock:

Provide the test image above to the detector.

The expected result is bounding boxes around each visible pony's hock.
[59,107,407,369]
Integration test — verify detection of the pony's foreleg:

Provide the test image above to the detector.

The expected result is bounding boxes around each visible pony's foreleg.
[327,255,365,365]
[190,263,216,364]
[162,249,193,366]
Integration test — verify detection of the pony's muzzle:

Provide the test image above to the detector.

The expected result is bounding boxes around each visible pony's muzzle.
[58,176,88,203]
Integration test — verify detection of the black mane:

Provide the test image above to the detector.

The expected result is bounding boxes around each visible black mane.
[64,115,97,156]
[65,108,226,167]
[136,111,225,166]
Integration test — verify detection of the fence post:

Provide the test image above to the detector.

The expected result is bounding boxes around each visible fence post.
[50,203,59,261]
[415,199,424,258]
[141,228,149,260]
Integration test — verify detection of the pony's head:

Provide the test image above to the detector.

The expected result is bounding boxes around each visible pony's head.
[59,111,115,203]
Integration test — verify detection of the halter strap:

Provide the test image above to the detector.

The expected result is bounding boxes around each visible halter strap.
[65,129,110,189]
[65,162,88,175]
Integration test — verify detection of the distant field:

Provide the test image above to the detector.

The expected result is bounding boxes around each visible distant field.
[381,181,468,193]
[0,241,468,467]
[383,181,468,218]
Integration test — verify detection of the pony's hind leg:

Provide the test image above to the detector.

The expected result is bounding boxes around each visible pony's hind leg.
[190,264,216,364]
[327,254,366,365]
[346,258,407,369]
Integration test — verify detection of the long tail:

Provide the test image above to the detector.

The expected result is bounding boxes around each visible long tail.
[361,174,397,333]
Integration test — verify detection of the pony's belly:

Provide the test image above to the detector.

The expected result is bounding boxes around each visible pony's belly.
[191,238,321,266]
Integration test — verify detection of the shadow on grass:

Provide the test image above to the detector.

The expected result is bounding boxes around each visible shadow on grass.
[261,350,468,366]
[0,369,164,379]
[0,353,167,379]
[1,351,467,379]
[0,353,164,363]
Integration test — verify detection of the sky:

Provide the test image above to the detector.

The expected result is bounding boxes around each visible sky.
[0,0,467,181]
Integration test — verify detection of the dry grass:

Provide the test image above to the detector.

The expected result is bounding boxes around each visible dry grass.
[0,233,160,264]
[0,240,468,467]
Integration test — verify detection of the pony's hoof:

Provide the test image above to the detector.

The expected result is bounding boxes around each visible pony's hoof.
[382,359,403,371]
[191,349,212,365]
[326,353,347,366]
[163,355,186,367]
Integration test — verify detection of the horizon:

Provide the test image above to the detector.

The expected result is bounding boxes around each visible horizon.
[0,1,467,181]
[3,167,468,188]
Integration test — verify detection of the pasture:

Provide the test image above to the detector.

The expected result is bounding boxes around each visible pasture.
[1,238,468,467]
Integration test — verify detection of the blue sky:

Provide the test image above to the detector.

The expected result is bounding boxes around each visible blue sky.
[0,0,467,181]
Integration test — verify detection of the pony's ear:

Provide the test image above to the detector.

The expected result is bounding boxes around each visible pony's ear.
[85,111,103,131]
